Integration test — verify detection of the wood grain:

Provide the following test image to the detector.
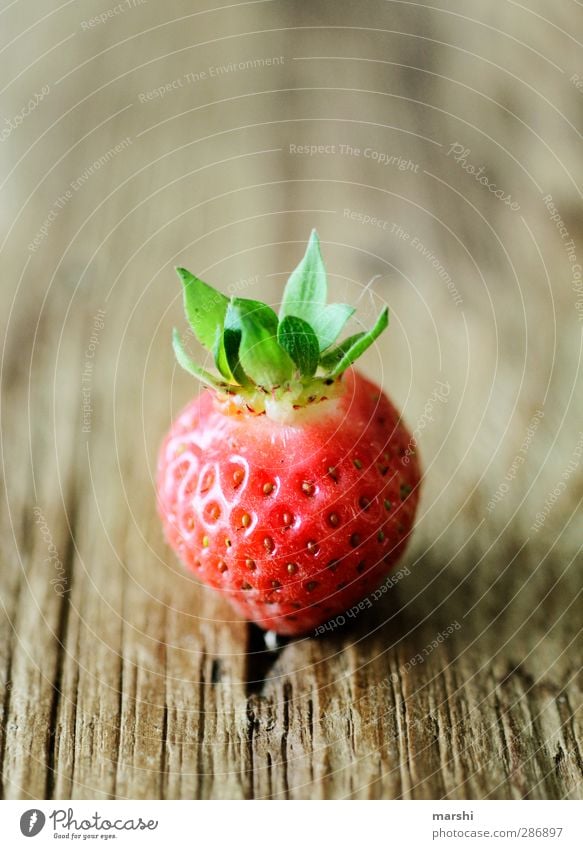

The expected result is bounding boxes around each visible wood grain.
[0,0,582,799]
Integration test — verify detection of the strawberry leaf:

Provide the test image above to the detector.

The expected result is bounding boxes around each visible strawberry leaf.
[172,233,390,400]
[311,302,355,352]
[172,329,227,390]
[319,332,366,370]
[277,316,320,376]
[176,267,229,351]
[279,230,327,326]
[327,308,389,378]
[222,326,250,387]
[226,298,294,387]
[213,324,250,387]
[213,326,238,383]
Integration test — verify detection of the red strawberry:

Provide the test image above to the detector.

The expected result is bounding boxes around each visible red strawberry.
[158,231,421,636]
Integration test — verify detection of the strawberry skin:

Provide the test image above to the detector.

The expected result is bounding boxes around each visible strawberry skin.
[158,368,420,635]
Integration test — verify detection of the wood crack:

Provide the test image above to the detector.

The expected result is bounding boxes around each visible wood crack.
[195,649,206,799]
[112,579,126,800]
[0,618,16,799]
[45,498,78,800]
[558,692,583,778]
[245,701,256,799]
[279,681,291,799]
[158,631,168,800]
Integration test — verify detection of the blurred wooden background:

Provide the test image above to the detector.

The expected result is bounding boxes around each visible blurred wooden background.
[0,0,581,798]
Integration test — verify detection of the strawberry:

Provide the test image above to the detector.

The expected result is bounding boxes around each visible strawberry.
[157,231,421,635]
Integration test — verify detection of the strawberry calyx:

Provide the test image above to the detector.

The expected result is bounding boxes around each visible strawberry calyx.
[172,230,389,420]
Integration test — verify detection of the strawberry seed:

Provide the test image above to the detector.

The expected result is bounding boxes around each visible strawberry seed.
[200,470,214,493]
[206,502,220,522]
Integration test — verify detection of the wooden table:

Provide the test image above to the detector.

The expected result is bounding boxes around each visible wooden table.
[0,0,581,800]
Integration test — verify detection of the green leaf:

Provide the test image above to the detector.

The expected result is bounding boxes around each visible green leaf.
[176,267,229,351]
[311,303,354,352]
[319,332,366,370]
[172,329,227,390]
[213,326,250,387]
[213,326,236,382]
[226,298,295,387]
[277,316,320,376]
[224,327,250,386]
[327,308,389,378]
[279,230,327,325]
[172,236,391,398]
